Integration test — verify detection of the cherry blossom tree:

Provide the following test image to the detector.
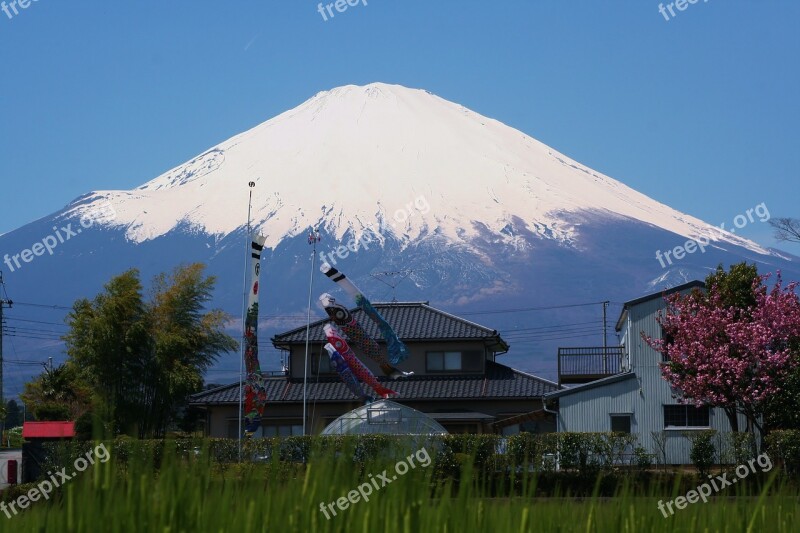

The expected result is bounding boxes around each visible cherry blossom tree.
[645,272,800,434]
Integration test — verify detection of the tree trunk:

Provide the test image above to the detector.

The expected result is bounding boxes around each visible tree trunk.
[724,405,739,432]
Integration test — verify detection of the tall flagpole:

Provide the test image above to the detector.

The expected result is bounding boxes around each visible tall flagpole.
[238,181,255,461]
[302,228,320,436]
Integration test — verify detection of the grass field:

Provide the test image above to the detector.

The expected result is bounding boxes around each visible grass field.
[2,443,798,532]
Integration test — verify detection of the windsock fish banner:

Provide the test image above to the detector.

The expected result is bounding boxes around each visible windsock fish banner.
[323,343,371,402]
[321,265,410,364]
[244,234,268,436]
[323,323,397,399]
[319,293,412,379]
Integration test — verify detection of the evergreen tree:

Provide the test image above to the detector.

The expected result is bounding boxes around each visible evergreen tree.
[21,363,93,421]
[64,264,236,437]
[4,399,22,428]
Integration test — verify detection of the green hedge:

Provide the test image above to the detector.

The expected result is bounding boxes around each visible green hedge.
[41,431,795,481]
[38,432,652,480]
[28,432,795,498]
[766,430,800,475]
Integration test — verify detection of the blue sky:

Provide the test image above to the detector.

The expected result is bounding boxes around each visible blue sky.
[1,1,798,250]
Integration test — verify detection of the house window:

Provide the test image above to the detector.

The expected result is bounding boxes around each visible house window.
[663,405,710,428]
[426,350,483,372]
[313,352,336,375]
[426,351,462,371]
[610,414,631,434]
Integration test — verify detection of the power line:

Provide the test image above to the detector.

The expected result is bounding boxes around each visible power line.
[4,333,64,342]
[499,320,602,334]
[4,316,69,328]
[503,331,607,343]
[13,298,618,319]
[501,324,604,337]
[2,324,64,336]
[459,301,609,316]
[11,301,73,311]
[4,358,48,366]
[504,333,604,343]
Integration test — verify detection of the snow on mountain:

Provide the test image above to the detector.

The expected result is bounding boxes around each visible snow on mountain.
[3,82,797,393]
[82,83,771,256]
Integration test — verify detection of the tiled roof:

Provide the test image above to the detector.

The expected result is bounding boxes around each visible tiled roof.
[272,302,508,351]
[544,371,636,399]
[190,361,557,405]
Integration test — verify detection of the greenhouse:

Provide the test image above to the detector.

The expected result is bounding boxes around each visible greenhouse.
[320,400,449,436]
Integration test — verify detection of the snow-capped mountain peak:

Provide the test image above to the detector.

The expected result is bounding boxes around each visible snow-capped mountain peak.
[81,82,768,255]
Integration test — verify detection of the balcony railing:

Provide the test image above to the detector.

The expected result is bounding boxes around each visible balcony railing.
[262,370,289,377]
[557,346,624,386]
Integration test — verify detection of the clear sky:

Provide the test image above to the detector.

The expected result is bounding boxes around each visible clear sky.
[1,1,798,251]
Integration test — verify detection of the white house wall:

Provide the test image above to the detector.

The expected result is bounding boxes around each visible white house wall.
[556,285,753,465]
[556,377,640,433]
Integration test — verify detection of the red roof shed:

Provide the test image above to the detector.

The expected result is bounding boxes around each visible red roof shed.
[22,421,76,439]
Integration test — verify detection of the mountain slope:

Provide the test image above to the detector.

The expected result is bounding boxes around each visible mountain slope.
[1,82,797,392]
[83,83,770,255]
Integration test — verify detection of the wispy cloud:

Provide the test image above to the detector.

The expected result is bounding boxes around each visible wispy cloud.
[244,34,259,52]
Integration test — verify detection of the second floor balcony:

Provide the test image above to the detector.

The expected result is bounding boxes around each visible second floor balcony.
[557,346,624,386]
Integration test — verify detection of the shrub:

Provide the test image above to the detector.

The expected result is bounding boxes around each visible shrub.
[686,430,717,477]
[33,403,71,421]
[596,433,639,469]
[506,432,559,471]
[651,431,668,469]
[721,431,756,465]
[559,433,606,473]
[5,426,23,448]
[632,446,653,469]
[766,429,800,475]
[0,482,41,504]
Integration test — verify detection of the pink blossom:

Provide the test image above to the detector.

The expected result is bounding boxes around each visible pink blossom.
[643,273,800,423]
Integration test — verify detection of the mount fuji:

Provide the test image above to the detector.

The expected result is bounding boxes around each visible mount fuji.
[1,82,797,388]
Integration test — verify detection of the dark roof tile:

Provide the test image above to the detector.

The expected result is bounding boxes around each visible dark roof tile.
[191,361,557,405]
[272,302,507,350]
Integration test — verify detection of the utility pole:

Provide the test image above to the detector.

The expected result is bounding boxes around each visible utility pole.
[238,181,255,462]
[0,271,14,439]
[602,301,609,374]
[302,228,321,436]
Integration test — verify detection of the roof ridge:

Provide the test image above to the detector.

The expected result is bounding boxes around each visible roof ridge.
[417,302,498,335]
[373,301,430,305]
[505,364,560,387]
[272,301,507,345]
[270,313,329,340]
[622,280,705,307]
